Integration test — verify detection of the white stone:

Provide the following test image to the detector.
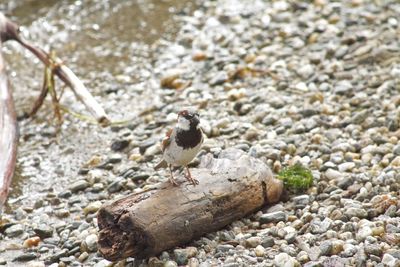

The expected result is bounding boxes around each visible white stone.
[274,253,298,267]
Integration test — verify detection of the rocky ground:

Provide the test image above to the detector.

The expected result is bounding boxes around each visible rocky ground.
[1,0,400,266]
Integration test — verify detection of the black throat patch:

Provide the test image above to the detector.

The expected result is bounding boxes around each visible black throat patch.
[175,125,203,150]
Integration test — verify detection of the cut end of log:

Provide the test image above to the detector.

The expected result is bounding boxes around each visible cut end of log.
[97,148,283,261]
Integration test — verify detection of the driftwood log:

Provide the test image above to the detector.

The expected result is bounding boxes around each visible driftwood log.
[97,148,283,261]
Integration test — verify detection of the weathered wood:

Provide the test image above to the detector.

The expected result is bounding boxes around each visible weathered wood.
[0,27,17,210]
[97,149,283,261]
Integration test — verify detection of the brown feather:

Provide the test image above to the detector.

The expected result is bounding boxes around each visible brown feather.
[161,128,173,152]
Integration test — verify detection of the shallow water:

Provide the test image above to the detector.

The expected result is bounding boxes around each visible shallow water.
[0,0,195,208]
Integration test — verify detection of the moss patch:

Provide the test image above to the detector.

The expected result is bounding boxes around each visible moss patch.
[277,164,313,192]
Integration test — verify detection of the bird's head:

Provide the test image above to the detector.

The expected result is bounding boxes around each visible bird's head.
[177,109,200,131]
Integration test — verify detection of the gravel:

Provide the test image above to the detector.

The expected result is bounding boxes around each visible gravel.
[2,0,400,266]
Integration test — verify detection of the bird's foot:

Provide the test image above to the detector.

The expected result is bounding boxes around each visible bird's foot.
[184,168,199,186]
[169,176,179,186]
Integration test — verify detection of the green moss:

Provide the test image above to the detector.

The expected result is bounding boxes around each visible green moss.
[277,164,313,191]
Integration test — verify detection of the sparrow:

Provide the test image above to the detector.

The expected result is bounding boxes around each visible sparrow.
[155,109,203,186]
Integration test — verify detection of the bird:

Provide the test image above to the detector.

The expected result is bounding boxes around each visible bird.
[155,109,203,186]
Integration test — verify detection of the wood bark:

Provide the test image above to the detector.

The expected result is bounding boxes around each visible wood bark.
[97,149,283,261]
[0,25,17,210]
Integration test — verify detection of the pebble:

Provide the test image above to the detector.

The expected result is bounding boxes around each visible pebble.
[259,211,287,224]
[245,236,261,248]
[94,259,113,267]
[274,253,298,267]
[34,224,53,239]
[164,261,178,267]
[382,254,398,267]
[5,224,24,237]
[69,180,90,192]
[12,253,37,262]
[84,234,98,252]
[174,247,197,265]
[254,245,265,257]
[83,201,102,215]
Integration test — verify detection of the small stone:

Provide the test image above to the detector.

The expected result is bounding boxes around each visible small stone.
[364,244,382,257]
[5,224,24,237]
[111,140,130,151]
[382,254,398,267]
[49,249,68,263]
[188,257,199,267]
[245,236,261,248]
[255,245,265,257]
[54,209,70,218]
[34,224,53,239]
[334,80,352,95]
[69,180,90,192]
[274,253,298,267]
[357,226,373,241]
[345,208,368,219]
[216,244,234,252]
[94,259,113,267]
[84,234,98,252]
[174,248,190,265]
[338,162,355,172]
[319,241,332,256]
[325,168,343,180]
[108,154,123,164]
[294,82,309,92]
[0,258,6,265]
[78,252,89,262]
[292,195,310,208]
[260,211,287,224]
[393,145,400,156]
[12,253,37,262]
[296,65,314,79]
[164,261,178,267]
[83,201,102,215]
[209,71,228,86]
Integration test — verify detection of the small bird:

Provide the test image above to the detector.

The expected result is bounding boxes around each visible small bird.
[155,109,203,186]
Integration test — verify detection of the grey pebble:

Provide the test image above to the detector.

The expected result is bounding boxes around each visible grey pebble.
[34,224,53,239]
[69,180,90,192]
[259,211,287,224]
[5,224,24,237]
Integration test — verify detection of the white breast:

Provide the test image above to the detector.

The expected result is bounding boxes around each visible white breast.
[163,131,202,167]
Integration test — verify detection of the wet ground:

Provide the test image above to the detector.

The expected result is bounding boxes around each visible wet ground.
[1,0,194,205]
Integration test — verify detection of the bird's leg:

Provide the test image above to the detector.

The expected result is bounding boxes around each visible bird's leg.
[168,164,179,186]
[184,166,199,186]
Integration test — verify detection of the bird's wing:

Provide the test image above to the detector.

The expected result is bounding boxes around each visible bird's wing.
[155,129,173,170]
[161,128,173,152]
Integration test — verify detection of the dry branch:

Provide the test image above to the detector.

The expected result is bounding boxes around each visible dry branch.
[97,149,283,261]
[0,12,110,126]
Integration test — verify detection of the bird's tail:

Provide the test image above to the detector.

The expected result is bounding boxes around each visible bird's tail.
[154,159,168,170]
